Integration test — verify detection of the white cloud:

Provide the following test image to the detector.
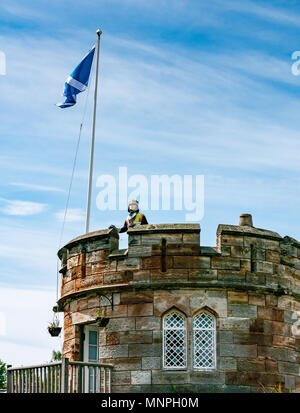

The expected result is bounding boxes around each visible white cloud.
[0,198,47,216]
[0,287,62,366]
[10,182,65,192]
[55,208,85,222]
[0,312,6,336]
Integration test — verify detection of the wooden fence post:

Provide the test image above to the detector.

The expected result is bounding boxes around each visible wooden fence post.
[6,365,12,393]
[60,358,69,393]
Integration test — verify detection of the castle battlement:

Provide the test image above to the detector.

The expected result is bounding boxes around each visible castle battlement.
[57,215,300,393]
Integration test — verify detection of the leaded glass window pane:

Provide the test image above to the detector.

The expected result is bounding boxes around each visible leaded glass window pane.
[163,310,186,369]
[193,312,216,369]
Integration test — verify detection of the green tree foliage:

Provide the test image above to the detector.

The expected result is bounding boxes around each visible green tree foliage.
[0,360,7,389]
[50,350,62,362]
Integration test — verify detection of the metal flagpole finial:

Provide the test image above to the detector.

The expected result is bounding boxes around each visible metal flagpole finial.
[96,29,102,36]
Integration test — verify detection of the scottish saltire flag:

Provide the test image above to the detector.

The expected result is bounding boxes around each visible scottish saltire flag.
[56,46,95,108]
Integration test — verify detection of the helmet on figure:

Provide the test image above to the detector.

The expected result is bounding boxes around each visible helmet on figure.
[128,200,139,213]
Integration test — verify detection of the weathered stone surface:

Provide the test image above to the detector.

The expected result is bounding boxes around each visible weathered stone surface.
[99,344,129,358]
[219,357,237,371]
[120,291,153,305]
[152,370,189,385]
[228,304,257,318]
[101,357,141,371]
[278,361,299,375]
[106,317,135,332]
[59,221,300,393]
[128,303,153,317]
[106,332,120,345]
[257,306,284,322]
[131,371,151,385]
[211,257,241,270]
[173,256,211,269]
[218,331,233,343]
[128,343,161,357]
[219,317,251,331]
[135,316,161,331]
[228,291,248,304]
[220,344,257,358]
[248,294,265,306]
[142,357,161,370]
[119,331,153,344]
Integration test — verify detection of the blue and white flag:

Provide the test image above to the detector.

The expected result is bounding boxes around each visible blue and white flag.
[56,46,95,108]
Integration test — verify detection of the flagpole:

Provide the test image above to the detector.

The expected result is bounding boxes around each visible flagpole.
[86,29,102,234]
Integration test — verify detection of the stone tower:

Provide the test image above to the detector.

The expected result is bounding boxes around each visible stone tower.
[56,215,300,393]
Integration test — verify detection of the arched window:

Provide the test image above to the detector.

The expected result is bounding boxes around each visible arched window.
[163,310,187,369]
[193,311,216,369]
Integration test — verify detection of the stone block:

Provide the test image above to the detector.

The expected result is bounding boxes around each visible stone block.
[228,304,257,318]
[101,357,141,371]
[265,359,278,373]
[219,357,237,371]
[273,335,295,349]
[142,357,161,370]
[136,316,161,331]
[131,371,151,385]
[236,359,265,372]
[228,291,248,304]
[221,235,244,247]
[190,291,227,317]
[112,371,131,385]
[285,375,296,391]
[217,271,245,283]
[106,332,120,345]
[219,317,251,331]
[103,304,128,318]
[255,261,274,274]
[218,330,233,343]
[128,246,152,258]
[231,246,250,258]
[103,272,124,285]
[258,346,288,361]
[257,306,284,322]
[128,303,153,317]
[154,291,189,317]
[120,291,153,305]
[278,361,299,375]
[219,344,257,358]
[128,343,161,357]
[119,331,153,344]
[132,271,151,283]
[173,256,211,269]
[266,250,281,263]
[188,269,218,281]
[248,294,265,306]
[106,317,135,332]
[152,370,189,385]
[99,344,129,358]
[151,269,189,282]
[233,332,272,346]
[211,256,240,270]
[246,272,266,285]
[190,371,225,385]
[263,320,290,336]
[265,295,278,307]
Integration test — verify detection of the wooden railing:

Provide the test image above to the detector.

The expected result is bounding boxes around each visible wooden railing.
[7,358,113,393]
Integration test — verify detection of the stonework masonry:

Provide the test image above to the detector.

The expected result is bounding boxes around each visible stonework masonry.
[57,216,300,393]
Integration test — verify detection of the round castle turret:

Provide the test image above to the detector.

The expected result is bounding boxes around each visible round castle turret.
[57,215,300,393]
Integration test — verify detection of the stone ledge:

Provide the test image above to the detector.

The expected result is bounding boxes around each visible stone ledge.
[58,227,119,258]
[217,224,282,241]
[56,281,300,311]
[128,223,200,235]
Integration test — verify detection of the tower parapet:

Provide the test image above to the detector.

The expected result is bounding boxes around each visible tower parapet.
[57,215,300,393]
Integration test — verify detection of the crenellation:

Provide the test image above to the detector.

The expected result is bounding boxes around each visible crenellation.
[57,216,300,393]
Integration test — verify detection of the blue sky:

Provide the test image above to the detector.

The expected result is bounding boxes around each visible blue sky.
[1,0,300,365]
